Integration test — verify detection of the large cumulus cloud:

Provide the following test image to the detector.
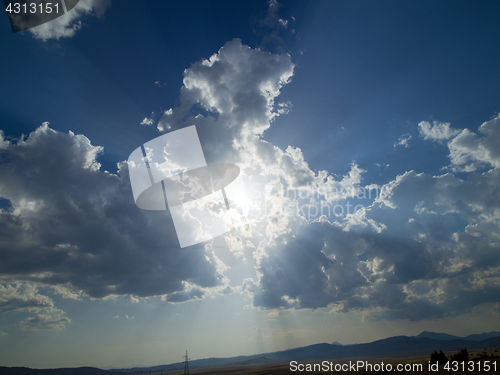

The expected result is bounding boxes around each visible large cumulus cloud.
[150,39,500,321]
[2,38,499,331]
[245,115,500,320]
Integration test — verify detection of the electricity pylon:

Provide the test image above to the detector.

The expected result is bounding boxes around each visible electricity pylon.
[183,350,190,375]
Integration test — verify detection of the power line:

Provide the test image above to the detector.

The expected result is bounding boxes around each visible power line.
[183,350,190,375]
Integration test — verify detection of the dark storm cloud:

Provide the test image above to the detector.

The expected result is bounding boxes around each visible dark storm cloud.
[0,123,225,304]
[248,209,500,320]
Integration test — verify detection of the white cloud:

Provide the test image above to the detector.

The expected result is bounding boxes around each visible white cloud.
[140,117,155,126]
[394,133,412,148]
[0,283,54,313]
[418,115,500,172]
[0,331,7,336]
[20,309,71,331]
[278,19,288,28]
[418,120,460,142]
[140,112,157,126]
[448,115,500,171]
[243,112,500,318]
[150,39,397,315]
[0,283,71,331]
[346,119,500,320]
[28,0,111,41]
[0,130,9,149]
[51,285,83,300]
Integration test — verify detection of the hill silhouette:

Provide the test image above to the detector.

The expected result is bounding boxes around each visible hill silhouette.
[414,330,500,341]
[2,333,499,375]
[0,367,126,375]
[111,335,500,373]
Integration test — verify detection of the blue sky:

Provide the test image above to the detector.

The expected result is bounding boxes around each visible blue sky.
[1,0,500,369]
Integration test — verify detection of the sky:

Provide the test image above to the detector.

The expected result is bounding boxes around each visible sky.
[1,0,500,369]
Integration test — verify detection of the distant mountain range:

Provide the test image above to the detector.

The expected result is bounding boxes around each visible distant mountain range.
[111,334,500,373]
[2,332,499,375]
[0,367,126,375]
[414,331,500,342]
